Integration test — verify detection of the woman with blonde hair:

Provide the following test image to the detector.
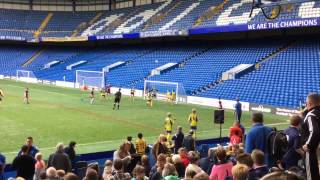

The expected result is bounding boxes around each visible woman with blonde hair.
[113,141,132,172]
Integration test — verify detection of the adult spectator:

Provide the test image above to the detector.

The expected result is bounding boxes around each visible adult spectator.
[301,93,320,180]
[109,159,131,180]
[162,163,179,180]
[209,147,233,180]
[102,160,113,180]
[46,167,59,180]
[149,154,166,180]
[172,154,185,178]
[56,170,66,179]
[132,165,148,180]
[183,130,195,152]
[184,170,197,180]
[199,149,216,174]
[135,133,147,160]
[152,135,169,160]
[113,142,131,172]
[48,143,72,173]
[127,136,136,155]
[236,153,253,170]
[193,172,210,180]
[88,162,102,180]
[64,141,77,166]
[84,168,99,180]
[245,112,272,162]
[140,155,151,176]
[249,150,269,180]
[260,170,301,180]
[178,148,189,167]
[18,136,39,158]
[172,126,184,154]
[12,145,36,180]
[281,115,304,170]
[0,152,5,180]
[232,164,249,180]
[34,152,46,180]
[229,122,243,145]
[185,151,203,177]
[64,173,79,180]
[234,98,242,123]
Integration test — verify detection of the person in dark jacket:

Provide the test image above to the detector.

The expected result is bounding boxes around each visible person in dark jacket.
[64,141,76,167]
[199,148,216,175]
[48,143,72,173]
[183,130,195,152]
[0,153,5,180]
[301,93,320,180]
[152,135,169,160]
[12,145,36,180]
[248,150,269,180]
[172,126,184,154]
[18,136,39,158]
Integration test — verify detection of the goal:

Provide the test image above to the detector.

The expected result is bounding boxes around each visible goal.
[144,80,187,104]
[76,70,106,89]
[16,70,36,79]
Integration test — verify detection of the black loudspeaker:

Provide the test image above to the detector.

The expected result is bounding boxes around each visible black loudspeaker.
[214,109,224,124]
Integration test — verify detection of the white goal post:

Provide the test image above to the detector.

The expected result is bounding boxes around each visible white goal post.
[16,70,36,79]
[75,70,106,89]
[143,80,187,104]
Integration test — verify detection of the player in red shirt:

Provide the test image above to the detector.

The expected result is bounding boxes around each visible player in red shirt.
[229,121,243,145]
[24,87,29,104]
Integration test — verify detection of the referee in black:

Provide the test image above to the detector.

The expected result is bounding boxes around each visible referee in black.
[302,93,320,180]
[113,88,122,110]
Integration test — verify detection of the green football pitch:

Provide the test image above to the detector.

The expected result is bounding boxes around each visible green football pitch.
[0,79,288,161]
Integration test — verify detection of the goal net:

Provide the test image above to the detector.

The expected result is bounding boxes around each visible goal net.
[76,70,106,89]
[16,70,36,79]
[144,80,187,104]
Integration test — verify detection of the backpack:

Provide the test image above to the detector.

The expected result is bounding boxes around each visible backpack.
[267,128,289,162]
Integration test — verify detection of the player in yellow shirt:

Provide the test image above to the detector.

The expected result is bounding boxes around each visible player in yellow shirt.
[146,92,153,107]
[188,108,198,138]
[166,90,171,102]
[0,88,4,104]
[100,88,106,101]
[164,112,175,135]
[171,90,176,103]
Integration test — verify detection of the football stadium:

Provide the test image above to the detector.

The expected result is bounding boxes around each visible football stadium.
[0,0,319,179]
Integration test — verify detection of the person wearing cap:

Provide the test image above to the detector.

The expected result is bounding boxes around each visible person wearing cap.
[188,108,198,138]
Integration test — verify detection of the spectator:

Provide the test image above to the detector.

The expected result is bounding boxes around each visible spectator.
[301,93,320,180]
[229,122,243,145]
[0,152,5,180]
[34,153,46,180]
[135,133,147,159]
[236,153,253,169]
[84,168,99,180]
[88,162,102,180]
[193,172,210,180]
[109,159,131,180]
[39,171,47,180]
[64,141,77,166]
[185,151,203,177]
[260,170,301,180]
[18,136,39,158]
[249,150,269,180]
[127,136,136,155]
[132,165,148,180]
[178,148,189,167]
[46,167,58,180]
[232,164,249,180]
[245,112,272,164]
[152,135,170,160]
[209,147,233,180]
[48,143,72,173]
[64,173,79,180]
[172,154,185,178]
[103,160,113,180]
[184,170,197,180]
[113,142,131,172]
[12,145,36,180]
[56,170,66,179]
[281,115,304,170]
[183,130,195,152]
[140,155,151,176]
[172,126,184,154]
[149,154,166,180]
[162,163,179,180]
[166,156,173,164]
[234,98,242,123]
[199,149,216,174]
